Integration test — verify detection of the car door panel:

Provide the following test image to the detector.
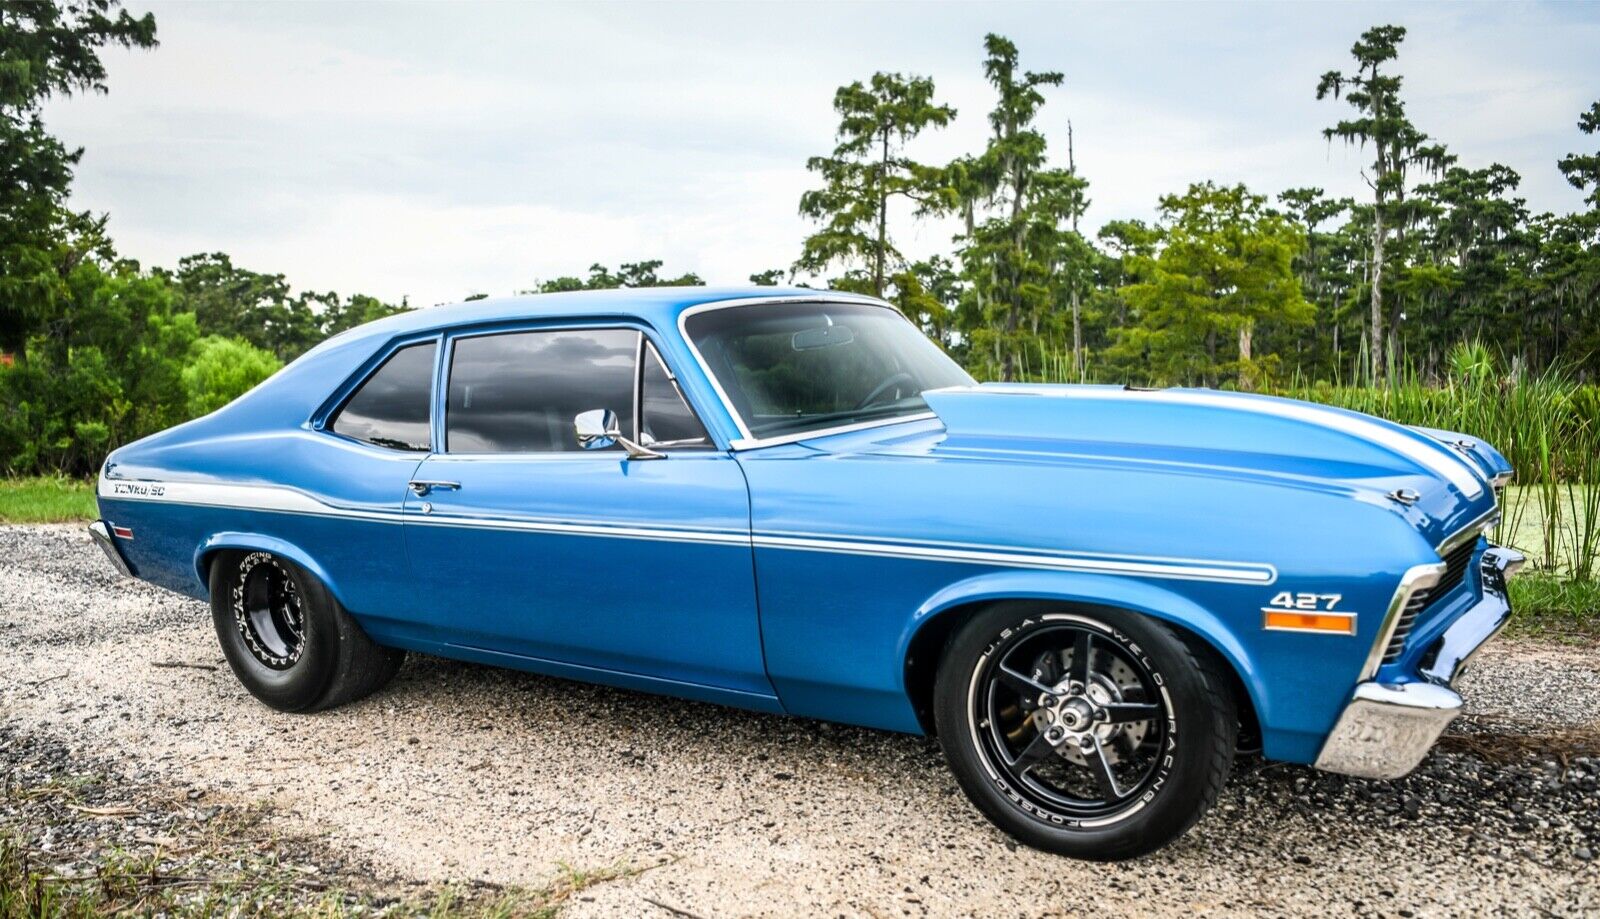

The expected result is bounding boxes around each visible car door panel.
[403,453,768,694]
[401,324,771,699]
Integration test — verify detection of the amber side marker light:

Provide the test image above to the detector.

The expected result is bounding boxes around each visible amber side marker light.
[1261,610,1357,635]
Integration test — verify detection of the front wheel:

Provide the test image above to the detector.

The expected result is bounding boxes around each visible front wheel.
[933,603,1236,860]
[210,551,404,713]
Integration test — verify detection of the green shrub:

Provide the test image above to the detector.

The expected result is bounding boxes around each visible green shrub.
[181,336,281,417]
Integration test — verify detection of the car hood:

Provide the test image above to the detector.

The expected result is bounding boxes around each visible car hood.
[912,384,1505,546]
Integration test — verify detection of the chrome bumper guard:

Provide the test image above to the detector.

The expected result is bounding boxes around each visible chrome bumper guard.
[1314,546,1524,780]
[87,520,134,578]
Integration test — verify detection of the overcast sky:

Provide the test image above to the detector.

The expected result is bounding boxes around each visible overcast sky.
[41,1,1600,308]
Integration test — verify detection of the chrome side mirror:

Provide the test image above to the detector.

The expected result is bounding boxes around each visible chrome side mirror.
[574,409,618,450]
[573,409,664,460]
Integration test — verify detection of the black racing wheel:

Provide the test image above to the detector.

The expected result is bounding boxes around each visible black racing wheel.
[933,602,1236,860]
[209,551,404,712]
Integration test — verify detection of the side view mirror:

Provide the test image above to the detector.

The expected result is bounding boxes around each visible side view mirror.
[573,409,664,460]
[574,408,619,450]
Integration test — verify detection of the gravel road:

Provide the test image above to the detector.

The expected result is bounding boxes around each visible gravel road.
[2,524,1597,916]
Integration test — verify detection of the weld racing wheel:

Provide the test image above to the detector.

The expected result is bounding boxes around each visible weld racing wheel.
[933,602,1237,859]
[209,551,404,712]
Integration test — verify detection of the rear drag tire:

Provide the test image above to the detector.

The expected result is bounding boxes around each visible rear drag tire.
[209,551,404,713]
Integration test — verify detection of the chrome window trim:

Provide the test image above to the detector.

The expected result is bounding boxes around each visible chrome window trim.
[676,294,963,451]
[631,330,645,442]
[728,413,940,451]
[438,322,713,458]
[639,337,714,450]
[1361,561,1447,681]
[317,335,442,454]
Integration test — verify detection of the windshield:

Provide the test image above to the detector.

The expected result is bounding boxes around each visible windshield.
[684,301,974,440]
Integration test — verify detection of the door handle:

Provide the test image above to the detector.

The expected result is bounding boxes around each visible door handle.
[408,480,460,497]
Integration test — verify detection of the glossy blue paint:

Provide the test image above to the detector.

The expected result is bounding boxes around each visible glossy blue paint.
[96,287,1509,769]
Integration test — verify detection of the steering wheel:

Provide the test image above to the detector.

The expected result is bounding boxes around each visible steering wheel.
[855,371,917,410]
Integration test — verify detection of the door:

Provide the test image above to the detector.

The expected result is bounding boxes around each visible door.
[308,337,438,623]
[403,324,772,700]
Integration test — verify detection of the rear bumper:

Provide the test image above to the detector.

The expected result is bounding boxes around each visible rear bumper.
[1313,545,1524,779]
[87,520,135,578]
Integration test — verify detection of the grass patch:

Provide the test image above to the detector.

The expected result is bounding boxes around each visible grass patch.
[1507,574,1600,642]
[0,830,649,919]
[0,477,95,523]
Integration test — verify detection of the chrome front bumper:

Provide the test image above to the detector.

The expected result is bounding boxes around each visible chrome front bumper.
[1314,546,1524,779]
[87,520,134,578]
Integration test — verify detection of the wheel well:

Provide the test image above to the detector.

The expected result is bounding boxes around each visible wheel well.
[196,547,236,593]
[903,598,1261,749]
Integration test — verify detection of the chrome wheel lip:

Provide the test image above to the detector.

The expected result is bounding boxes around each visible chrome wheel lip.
[966,613,1174,829]
[232,553,306,670]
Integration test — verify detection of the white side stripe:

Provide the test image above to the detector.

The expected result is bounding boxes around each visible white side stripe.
[751,535,1275,584]
[100,476,1274,584]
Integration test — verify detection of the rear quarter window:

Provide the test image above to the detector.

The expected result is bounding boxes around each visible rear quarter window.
[329,341,436,451]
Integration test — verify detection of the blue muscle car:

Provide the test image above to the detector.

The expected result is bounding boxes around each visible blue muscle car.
[91,288,1523,858]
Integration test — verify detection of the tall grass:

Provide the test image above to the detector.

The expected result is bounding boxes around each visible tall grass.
[1281,373,1600,581]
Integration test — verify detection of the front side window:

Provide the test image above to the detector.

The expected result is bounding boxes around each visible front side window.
[329,341,436,451]
[684,301,972,440]
[446,328,637,453]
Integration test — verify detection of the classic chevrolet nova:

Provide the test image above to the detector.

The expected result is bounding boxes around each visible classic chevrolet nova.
[91,287,1522,858]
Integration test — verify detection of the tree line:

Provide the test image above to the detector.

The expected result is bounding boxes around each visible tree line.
[789,29,1600,388]
[1,4,1597,477]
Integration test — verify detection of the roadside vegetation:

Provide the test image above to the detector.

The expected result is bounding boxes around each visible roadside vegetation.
[0,477,95,523]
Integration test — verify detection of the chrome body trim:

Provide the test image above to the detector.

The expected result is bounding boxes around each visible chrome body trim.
[1360,561,1446,681]
[87,520,134,578]
[1436,506,1500,556]
[407,480,460,496]
[1421,546,1524,686]
[1313,681,1463,779]
[1315,546,1523,780]
[751,533,1277,584]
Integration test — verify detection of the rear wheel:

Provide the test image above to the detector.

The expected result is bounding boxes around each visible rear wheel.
[933,602,1236,860]
[210,551,403,712]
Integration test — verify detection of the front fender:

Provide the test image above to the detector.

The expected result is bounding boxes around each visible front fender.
[900,569,1270,743]
[194,532,345,608]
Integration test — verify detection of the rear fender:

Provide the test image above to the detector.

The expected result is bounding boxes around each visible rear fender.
[194,532,343,607]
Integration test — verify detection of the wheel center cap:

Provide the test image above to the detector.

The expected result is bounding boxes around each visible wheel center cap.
[1058,698,1093,731]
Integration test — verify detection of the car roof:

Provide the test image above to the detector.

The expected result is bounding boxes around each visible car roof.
[325,286,886,351]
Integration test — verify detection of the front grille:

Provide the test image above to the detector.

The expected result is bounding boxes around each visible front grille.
[1380,536,1480,665]
[1432,536,1478,600]
[1381,587,1432,664]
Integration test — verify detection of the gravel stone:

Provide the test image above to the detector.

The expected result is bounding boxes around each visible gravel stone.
[2,524,1597,916]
